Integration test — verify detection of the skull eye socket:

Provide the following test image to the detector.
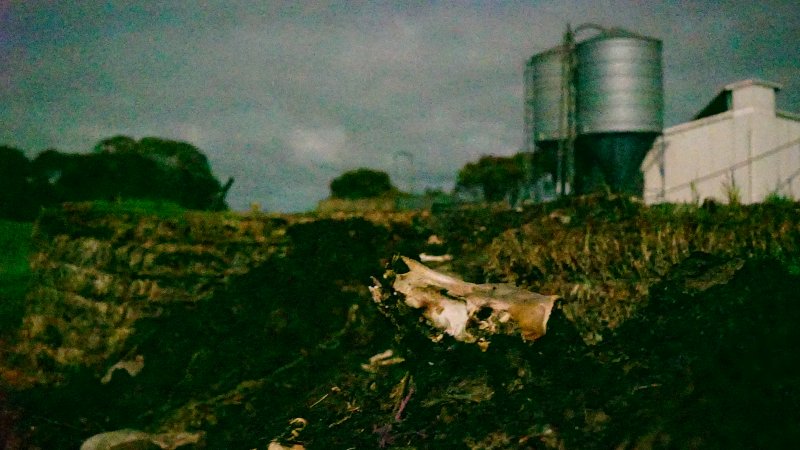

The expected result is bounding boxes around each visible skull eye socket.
[476,306,493,320]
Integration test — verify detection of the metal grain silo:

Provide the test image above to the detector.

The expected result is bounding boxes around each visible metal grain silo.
[529,46,569,142]
[573,31,663,195]
[524,45,570,192]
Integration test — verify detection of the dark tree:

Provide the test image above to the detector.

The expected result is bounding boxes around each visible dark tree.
[30,149,80,205]
[455,154,527,203]
[23,137,229,212]
[0,146,37,220]
[330,168,394,199]
[136,137,224,209]
[93,135,138,154]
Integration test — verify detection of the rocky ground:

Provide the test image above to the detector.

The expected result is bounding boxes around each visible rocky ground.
[1,196,799,449]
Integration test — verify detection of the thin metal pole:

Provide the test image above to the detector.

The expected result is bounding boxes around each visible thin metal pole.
[565,27,576,195]
[558,24,575,196]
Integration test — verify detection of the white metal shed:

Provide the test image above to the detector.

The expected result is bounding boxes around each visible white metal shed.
[642,79,800,204]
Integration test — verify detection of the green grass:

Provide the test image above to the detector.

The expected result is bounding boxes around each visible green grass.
[85,198,188,217]
[0,220,33,335]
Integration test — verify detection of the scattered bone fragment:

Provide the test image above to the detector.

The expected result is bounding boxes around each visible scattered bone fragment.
[361,349,406,373]
[419,252,453,263]
[426,234,444,245]
[80,429,203,450]
[268,442,305,450]
[101,354,145,384]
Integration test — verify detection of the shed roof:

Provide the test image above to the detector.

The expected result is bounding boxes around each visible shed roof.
[693,79,783,120]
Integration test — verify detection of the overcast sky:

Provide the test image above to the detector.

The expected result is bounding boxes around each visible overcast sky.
[2,1,799,211]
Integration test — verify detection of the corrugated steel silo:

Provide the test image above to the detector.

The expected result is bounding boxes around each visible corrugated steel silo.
[573,31,663,195]
[575,33,663,134]
[525,46,570,189]
[523,59,535,152]
[530,46,569,142]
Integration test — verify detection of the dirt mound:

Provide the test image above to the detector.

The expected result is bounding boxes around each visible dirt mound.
[3,198,799,449]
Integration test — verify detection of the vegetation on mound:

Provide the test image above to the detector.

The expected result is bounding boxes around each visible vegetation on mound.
[483,197,800,342]
[6,215,428,448]
[599,255,800,448]
[9,201,294,388]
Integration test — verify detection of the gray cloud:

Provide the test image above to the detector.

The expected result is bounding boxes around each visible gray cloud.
[2,1,798,211]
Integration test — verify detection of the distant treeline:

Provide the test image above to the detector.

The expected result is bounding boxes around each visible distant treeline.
[0,136,230,221]
[327,153,541,207]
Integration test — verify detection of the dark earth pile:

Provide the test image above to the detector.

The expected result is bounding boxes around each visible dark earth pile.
[1,196,799,449]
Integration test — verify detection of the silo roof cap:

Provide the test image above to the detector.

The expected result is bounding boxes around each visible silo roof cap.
[723,78,783,92]
[578,27,661,44]
[529,44,568,62]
